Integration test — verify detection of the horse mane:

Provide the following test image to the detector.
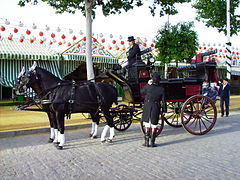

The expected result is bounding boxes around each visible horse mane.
[35,67,62,82]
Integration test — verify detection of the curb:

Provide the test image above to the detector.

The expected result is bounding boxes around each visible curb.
[0,123,92,139]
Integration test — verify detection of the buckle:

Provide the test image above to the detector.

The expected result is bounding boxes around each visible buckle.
[69,100,75,104]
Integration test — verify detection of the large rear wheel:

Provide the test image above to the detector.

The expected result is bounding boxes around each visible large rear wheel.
[181,95,217,135]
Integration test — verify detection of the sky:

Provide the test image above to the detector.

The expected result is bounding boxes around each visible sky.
[0,0,239,49]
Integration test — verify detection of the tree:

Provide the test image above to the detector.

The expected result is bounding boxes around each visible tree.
[155,22,199,66]
[192,0,240,36]
[18,0,191,80]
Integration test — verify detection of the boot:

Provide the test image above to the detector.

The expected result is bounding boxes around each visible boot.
[143,127,150,147]
[150,128,157,147]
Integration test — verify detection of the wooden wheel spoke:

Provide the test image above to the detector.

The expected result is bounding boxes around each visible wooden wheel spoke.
[200,118,208,130]
[186,118,197,128]
[204,107,214,113]
[201,116,213,123]
[198,118,201,133]
[167,113,175,120]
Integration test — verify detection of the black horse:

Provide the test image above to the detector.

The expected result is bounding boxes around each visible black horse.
[15,62,118,149]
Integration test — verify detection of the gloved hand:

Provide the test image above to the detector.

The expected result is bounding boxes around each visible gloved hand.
[148,79,153,85]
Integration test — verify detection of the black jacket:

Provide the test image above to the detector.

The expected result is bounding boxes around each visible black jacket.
[141,84,166,125]
[127,43,141,66]
[218,83,231,99]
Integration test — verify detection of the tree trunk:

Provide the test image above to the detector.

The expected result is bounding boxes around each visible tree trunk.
[85,0,95,81]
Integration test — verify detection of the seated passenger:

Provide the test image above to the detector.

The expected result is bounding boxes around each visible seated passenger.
[202,80,219,102]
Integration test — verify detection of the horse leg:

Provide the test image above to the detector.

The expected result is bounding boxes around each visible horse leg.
[89,112,101,139]
[101,108,115,143]
[55,110,65,150]
[47,112,58,143]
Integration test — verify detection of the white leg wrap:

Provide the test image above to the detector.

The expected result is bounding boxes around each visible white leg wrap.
[59,133,65,147]
[109,127,115,140]
[53,129,58,143]
[93,124,98,137]
[101,125,109,141]
[144,122,151,128]
[151,124,158,129]
[90,122,96,135]
[57,131,61,143]
[50,128,55,139]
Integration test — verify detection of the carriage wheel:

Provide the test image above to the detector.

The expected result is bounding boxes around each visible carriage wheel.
[112,104,133,131]
[180,95,217,135]
[140,115,164,137]
[164,102,183,128]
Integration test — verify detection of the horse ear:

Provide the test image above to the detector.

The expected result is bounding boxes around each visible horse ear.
[18,66,25,78]
[29,61,37,71]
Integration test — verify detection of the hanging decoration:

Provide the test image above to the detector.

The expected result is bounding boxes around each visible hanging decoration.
[39,31,43,36]
[32,24,37,29]
[5,19,10,25]
[26,29,31,35]
[45,25,50,31]
[8,33,13,40]
[1,26,5,31]
[61,34,66,39]
[72,35,77,40]
[51,33,55,38]
[13,28,18,33]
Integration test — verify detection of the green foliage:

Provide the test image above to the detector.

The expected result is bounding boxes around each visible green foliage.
[18,0,191,18]
[192,0,240,36]
[155,22,199,66]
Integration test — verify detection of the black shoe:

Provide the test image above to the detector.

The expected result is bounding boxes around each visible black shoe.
[221,114,224,117]
[143,136,150,147]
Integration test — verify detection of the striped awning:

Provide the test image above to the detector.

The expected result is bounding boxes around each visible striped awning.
[0,38,57,57]
[0,59,62,88]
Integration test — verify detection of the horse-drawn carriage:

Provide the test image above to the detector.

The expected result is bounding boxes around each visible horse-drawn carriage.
[15,49,219,149]
[107,50,219,136]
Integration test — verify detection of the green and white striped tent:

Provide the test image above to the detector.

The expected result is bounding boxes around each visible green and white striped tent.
[0,38,62,88]
[0,38,118,88]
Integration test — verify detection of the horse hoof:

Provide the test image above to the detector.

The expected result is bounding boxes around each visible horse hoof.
[48,138,54,143]
[53,142,60,146]
[101,139,106,143]
[107,139,113,143]
[57,146,63,150]
[89,134,93,137]
[91,135,97,139]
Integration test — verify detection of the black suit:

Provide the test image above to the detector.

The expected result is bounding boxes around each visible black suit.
[218,83,231,116]
[141,84,166,125]
[127,43,141,67]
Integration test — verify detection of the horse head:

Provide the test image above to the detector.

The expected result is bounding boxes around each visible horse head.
[14,61,39,94]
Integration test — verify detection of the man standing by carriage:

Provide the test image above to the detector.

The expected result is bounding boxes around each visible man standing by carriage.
[218,78,231,117]
[141,72,166,147]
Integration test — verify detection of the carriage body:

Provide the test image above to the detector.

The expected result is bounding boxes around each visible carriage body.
[107,55,218,135]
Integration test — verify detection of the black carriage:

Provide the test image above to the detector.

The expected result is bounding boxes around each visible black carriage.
[107,50,218,136]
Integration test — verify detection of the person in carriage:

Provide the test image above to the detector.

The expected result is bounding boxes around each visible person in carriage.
[141,72,167,147]
[113,36,141,75]
[202,79,219,102]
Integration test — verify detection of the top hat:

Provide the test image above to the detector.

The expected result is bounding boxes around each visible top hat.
[127,36,135,42]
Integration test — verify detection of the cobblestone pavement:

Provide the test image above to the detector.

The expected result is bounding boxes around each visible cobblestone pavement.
[1,111,240,180]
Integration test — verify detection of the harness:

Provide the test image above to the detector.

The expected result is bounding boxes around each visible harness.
[18,80,105,119]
